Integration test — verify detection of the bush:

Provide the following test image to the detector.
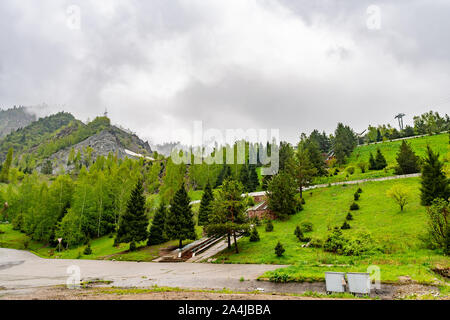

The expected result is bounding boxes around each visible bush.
[342,231,376,256]
[83,243,92,255]
[354,192,360,201]
[341,221,351,230]
[275,241,285,257]
[349,202,360,211]
[249,227,260,242]
[301,197,306,205]
[346,166,355,175]
[357,161,367,173]
[294,225,303,239]
[309,237,323,248]
[324,228,346,254]
[423,198,449,252]
[265,220,274,232]
[269,271,290,283]
[300,221,313,232]
[357,187,363,194]
[346,212,353,221]
[129,241,137,252]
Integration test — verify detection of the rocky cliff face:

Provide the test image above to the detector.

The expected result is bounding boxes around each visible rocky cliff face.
[41,126,153,172]
[0,107,36,138]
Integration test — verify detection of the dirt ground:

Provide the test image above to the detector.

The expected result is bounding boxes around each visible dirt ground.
[2,286,332,300]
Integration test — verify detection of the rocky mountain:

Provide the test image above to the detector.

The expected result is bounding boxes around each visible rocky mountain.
[0,110,153,171]
[42,125,153,172]
[0,106,36,138]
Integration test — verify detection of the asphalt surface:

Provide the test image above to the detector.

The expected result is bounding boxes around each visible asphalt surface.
[0,248,286,297]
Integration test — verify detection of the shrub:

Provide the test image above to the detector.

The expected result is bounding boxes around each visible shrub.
[275,241,285,257]
[341,221,351,230]
[423,198,449,252]
[349,202,360,211]
[300,221,314,232]
[357,187,363,193]
[83,243,92,255]
[265,220,274,232]
[129,241,137,252]
[294,225,303,239]
[309,237,324,248]
[249,227,260,242]
[357,161,367,173]
[301,197,306,205]
[354,192,360,201]
[324,228,346,254]
[269,271,290,283]
[346,166,355,175]
[342,231,376,256]
[346,212,353,221]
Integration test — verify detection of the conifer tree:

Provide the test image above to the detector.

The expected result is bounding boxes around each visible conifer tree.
[267,172,298,219]
[239,164,250,191]
[116,179,148,251]
[375,148,387,170]
[205,179,249,253]
[198,182,214,226]
[248,164,259,192]
[165,183,196,248]
[420,146,450,206]
[0,148,13,183]
[147,202,168,245]
[395,140,420,174]
[292,147,317,198]
[368,152,376,170]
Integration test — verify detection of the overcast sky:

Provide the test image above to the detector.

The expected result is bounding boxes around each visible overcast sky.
[1,0,449,145]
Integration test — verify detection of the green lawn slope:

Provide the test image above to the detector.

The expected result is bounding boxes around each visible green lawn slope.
[213,177,449,284]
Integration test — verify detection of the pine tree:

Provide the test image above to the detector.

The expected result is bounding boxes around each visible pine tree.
[0,148,13,183]
[239,164,250,191]
[375,148,387,170]
[147,202,168,245]
[165,183,196,248]
[198,182,214,226]
[275,241,285,257]
[395,140,420,174]
[248,164,259,192]
[249,227,260,242]
[292,147,317,198]
[116,179,149,251]
[420,146,450,206]
[215,164,232,188]
[204,179,249,253]
[368,152,376,170]
[267,172,298,219]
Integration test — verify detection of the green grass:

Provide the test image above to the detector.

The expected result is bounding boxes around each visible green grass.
[213,177,450,285]
[0,223,204,261]
[315,133,449,184]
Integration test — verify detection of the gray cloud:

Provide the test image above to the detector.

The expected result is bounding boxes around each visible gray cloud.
[0,0,449,145]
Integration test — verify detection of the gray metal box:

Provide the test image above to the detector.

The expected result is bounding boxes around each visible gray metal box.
[325,272,346,293]
[347,272,371,294]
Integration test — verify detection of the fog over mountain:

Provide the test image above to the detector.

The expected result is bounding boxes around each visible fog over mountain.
[1,0,449,145]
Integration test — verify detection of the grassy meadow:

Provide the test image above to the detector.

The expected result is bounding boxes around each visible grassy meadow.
[315,133,449,184]
[213,177,450,284]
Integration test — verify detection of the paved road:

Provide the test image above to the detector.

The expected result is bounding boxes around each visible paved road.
[0,248,284,296]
